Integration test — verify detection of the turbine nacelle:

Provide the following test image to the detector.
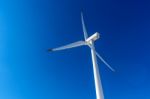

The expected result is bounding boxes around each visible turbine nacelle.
[85,32,100,43]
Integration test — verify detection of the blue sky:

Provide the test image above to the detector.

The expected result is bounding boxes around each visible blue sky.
[0,0,150,99]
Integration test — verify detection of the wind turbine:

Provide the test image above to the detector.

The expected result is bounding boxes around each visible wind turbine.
[48,13,115,99]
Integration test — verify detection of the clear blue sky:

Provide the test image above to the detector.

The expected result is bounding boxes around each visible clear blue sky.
[0,0,150,99]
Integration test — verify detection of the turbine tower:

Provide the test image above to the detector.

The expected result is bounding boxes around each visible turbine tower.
[48,13,115,99]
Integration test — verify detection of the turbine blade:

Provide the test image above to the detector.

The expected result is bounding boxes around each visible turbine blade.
[95,51,115,72]
[48,41,86,52]
[88,45,115,72]
[81,12,88,40]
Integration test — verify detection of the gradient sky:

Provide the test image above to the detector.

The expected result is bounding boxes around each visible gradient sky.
[0,0,150,99]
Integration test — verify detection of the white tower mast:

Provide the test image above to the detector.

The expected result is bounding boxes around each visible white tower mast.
[90,41,104,99]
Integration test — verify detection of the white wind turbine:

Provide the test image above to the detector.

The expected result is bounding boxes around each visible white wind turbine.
[48,13,115,99]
